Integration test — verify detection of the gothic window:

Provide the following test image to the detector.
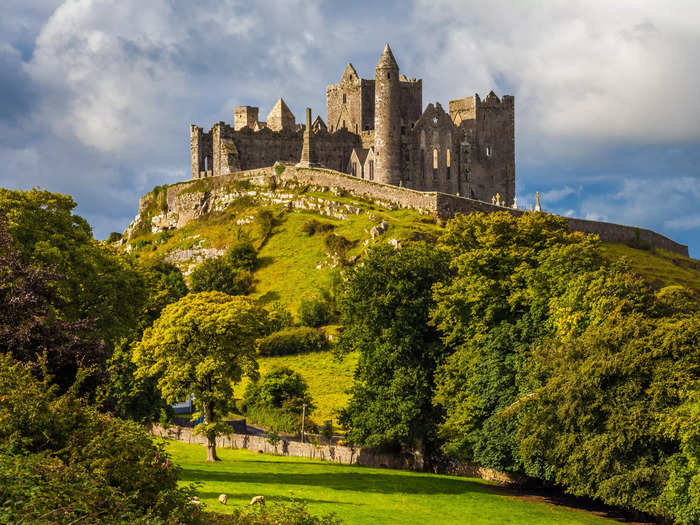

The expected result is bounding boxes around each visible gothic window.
[342,120,346,129]
[355,123,358,133]
[432,148,438,180]
[446,148,451,180]
[369,160,374,181]
[343,93,347,104]
[420,149,425,179]
[352,162,357,177]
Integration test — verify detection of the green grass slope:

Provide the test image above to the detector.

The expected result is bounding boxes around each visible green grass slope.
[168,441,617,525]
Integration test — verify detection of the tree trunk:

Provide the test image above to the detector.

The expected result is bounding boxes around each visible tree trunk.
[204,402,219,462]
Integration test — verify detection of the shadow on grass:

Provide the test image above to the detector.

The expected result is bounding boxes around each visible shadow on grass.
[181,468,493,496]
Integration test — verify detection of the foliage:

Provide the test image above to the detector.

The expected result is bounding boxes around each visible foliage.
[134,292,269,460]
[298,294,332,327]
[0,354,200,524]
[257,327,330,356]
[243,367,314,433]
[0,218,106,393]
[302,219,335,236]
[107,231,123,243]
[0,188,147,349]
[190,240,257,296]
[324,233,353,259]
[266,301,295,332]
[338,242,450,453]
[101,257,188,422]
[430,211,700,522]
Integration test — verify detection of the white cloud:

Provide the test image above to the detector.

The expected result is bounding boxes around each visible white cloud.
[542,186,578,203]
[412,0,700,162]
[665,215,700,231]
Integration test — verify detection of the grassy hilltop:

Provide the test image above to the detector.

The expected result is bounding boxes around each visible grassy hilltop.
[123,176,700,426]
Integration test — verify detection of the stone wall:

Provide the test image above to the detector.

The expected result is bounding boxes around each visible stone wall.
[158,166,689,257]
[150,424,423,471]
[150,424,523,484]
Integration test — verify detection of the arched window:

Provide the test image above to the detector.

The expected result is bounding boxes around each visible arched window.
[420,149,425,179]
[446,148,451,180]
[432,148,438,180]
[369,160,374,180]
[387,72,391,79]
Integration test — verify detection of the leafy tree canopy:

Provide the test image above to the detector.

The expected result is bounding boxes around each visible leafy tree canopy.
[134,292,269,460]
[338,242,449,454]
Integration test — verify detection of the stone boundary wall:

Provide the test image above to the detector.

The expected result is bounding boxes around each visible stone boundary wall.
[169,166,689,257]
[149,424,520,484]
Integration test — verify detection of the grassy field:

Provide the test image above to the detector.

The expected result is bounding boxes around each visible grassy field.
[168,441,617,525]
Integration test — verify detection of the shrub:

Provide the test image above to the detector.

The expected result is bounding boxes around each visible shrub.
[298,296,331,327]
[302,219,335,236]
[324,233,353,258]
[258,327,329,356]
[266,302,294,333]
[242,367,315,433]
[0,354,200,523]
[107,231,122,243]
[190,241,257,295]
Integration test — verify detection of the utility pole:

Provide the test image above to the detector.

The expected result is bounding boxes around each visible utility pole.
[301,403,307,443]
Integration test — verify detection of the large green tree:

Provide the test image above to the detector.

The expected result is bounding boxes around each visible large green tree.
[337,242,449,455]
[0,188,146,349]
[133,292,269,461]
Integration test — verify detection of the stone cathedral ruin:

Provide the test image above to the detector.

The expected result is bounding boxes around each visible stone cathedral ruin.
[190,44,514,205]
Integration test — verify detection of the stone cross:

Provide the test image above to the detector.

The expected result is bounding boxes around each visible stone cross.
[495,193,501,206]
[534,191,541,212]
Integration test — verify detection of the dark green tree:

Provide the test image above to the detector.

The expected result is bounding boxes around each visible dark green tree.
[337,242,449,454]
[189,240,257,296]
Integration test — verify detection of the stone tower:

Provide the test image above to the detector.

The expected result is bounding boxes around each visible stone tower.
[374,44,401,185]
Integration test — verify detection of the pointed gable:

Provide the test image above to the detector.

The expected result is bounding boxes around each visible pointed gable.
[312,115,327,133]
[341,63,359,83]
[266,98,296,131]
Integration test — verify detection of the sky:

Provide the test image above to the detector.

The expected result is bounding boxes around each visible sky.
[0,0,699,256]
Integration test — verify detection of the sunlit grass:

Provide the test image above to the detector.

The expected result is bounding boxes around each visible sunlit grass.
[168,441,617,525]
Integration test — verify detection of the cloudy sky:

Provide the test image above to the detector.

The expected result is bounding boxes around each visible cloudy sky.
[1,0,699,256]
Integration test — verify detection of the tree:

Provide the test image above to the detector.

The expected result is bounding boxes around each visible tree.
[133,292,269,461]
[190,240,257,296]
[101,258,188,422]
[337,242,449,455]
[242,367,315,434]
[431,211,599,469]
[0,218,106,392]
[0,188,146,350]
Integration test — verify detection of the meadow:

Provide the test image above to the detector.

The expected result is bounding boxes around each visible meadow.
[168,441,621,525]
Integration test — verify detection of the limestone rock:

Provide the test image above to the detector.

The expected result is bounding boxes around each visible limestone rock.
[219,494,228,505]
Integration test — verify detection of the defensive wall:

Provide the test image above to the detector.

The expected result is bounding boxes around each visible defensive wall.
[166,165,689,257]
[149,424,518,485]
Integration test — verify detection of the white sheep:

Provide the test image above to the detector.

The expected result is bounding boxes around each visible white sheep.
[250,495,265,506]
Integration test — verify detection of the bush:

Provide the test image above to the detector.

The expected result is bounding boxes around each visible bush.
[0,354,200,523]
[324,233,353,257]
[266,302,294,333]
[258,327,329,356]
[107,231,122,243]
[302,219,335,236]
[298,296,331,327]
[190,241,257,295]
[242,367,315,433]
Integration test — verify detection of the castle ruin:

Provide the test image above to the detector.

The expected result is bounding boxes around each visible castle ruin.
[190,44,515,205]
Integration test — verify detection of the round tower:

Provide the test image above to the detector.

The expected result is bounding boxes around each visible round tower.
[374,43,401,185]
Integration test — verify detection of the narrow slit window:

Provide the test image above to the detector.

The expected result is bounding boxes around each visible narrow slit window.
[343,93,347,104]
[486,145,492,157]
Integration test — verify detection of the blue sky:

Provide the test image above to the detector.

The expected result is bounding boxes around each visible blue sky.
[0,0,698,256]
